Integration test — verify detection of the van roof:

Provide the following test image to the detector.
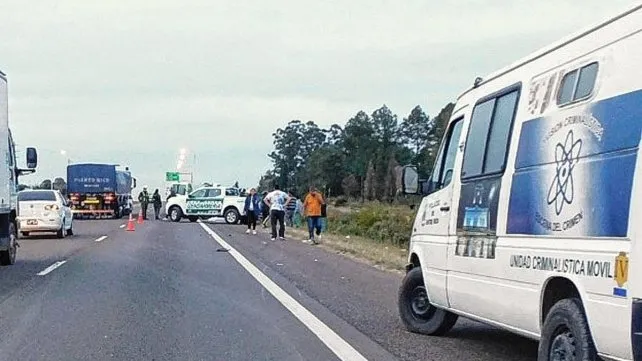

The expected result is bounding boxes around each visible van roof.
[458,2,642,100]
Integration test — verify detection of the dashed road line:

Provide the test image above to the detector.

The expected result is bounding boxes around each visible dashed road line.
[94,236,108,242]
[198,221,369,361]
[37,261,67,276]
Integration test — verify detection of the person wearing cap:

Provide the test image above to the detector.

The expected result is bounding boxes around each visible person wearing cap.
[138,186,150,220]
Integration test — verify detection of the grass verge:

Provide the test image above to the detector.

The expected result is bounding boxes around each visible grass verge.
[286,227,408,273]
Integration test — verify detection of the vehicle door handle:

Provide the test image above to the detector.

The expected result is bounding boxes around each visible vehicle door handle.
[440,206,450,212]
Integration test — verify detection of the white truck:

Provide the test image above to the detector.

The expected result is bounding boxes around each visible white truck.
[165,185,246,224]
[398,4,642,361]
[0,70,38,265]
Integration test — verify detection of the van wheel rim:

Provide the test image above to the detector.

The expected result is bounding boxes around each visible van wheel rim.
[171,209,178,220]
[550,328,575,361]
[226,212,236,223]
[410,286,434,319]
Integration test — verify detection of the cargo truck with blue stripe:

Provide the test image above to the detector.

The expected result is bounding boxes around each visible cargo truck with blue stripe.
[67,164,136,219]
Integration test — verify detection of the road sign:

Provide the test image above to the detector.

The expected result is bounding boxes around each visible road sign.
[166,172,180,182]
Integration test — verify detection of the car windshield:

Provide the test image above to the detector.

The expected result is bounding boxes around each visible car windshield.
[18,191,56,201]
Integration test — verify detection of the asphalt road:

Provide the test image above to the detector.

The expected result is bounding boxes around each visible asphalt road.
[0,216,538,361]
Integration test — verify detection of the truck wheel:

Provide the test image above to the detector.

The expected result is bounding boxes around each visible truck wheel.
[188,216,198,223]
[169,206,183,222]
[224,208,239,224]
[538,298,597,361]
[0,222,17,266]
[21,232,30,237]
[398,267,458,335]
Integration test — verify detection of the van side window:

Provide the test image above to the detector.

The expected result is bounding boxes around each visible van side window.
[461,89,520,179]
[429,118,463,191]
[557,62,598,105]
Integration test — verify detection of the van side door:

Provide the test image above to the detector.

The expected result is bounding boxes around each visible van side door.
[413,110,465,308]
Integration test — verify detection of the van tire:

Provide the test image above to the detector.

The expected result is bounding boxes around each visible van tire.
[538,298,597,361]
[398,267,458,335]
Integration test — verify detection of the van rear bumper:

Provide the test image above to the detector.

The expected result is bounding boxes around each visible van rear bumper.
[632,298,642,360]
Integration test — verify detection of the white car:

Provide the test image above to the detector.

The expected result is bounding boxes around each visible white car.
[165,186,246,224]
[17,190,74,238]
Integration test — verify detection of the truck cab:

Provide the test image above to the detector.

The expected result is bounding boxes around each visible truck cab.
[165,186,246,224]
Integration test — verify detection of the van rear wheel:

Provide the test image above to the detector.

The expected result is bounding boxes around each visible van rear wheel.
[398,266,458,335]
[538,298,597,361]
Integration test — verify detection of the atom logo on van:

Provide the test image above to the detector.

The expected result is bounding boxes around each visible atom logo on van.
[547,130,582,215]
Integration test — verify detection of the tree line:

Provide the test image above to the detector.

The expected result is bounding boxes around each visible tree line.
[259,102,455,201]
[18,178,67,192]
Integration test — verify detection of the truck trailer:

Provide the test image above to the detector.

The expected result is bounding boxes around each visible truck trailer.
[67,163,136,219]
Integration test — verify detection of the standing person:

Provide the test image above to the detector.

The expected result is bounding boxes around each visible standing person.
[263,185,290,241]
[260,191,270,228]
[152,189,162,220]
[244,188,261,235]
[285,191,297,227]
[138,186,150,220]
[303,186,325,244]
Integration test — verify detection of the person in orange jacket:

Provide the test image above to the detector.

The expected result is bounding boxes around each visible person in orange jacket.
[303,186,325,244]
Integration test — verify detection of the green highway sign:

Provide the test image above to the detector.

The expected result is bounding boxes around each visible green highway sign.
[166,172,180,181]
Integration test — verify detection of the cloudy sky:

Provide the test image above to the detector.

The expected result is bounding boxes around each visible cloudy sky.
[1,0,635,192]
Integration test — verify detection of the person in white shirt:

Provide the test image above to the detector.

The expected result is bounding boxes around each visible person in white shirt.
[263,185,291,241]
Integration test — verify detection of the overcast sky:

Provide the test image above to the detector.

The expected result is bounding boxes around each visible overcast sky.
[1,0,635,193]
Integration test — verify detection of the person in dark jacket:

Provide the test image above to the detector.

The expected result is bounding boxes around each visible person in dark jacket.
[260,191,270,228]
[244,188,261,234]
[152,189,162,220]
[138,186,150,220]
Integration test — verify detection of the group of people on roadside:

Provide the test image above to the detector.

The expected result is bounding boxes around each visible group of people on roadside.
[243,185,326,244]
[137,186,163,220]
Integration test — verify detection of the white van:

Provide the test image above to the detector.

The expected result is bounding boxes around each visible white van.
[398,4,642,361]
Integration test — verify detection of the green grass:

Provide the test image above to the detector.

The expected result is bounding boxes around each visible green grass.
[326,202,417,247]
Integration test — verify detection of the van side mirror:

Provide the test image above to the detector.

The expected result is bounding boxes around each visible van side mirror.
[26,147,37,169]
[401,165,419,194]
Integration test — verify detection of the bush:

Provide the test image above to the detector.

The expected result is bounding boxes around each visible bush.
[326,203,417,246]
[333,196,348,207]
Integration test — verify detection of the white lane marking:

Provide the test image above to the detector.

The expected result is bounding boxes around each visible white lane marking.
[37,260,67,276]
[119,224,125,229]
[198,221,369,361]
[95,236,108,242]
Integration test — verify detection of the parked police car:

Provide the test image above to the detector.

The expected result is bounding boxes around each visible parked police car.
[165,186,246,224]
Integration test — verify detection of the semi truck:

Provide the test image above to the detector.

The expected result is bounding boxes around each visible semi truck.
[0,70,38,265]
[67,163,136,219]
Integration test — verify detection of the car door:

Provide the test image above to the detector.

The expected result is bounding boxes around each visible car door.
[206,188,223,216]
[413,111,466,308]
[185,188,208,216]
[56,191,71,228]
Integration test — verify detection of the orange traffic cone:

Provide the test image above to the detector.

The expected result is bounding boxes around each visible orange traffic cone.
[126,213,135,231]
[137,212,144,224]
